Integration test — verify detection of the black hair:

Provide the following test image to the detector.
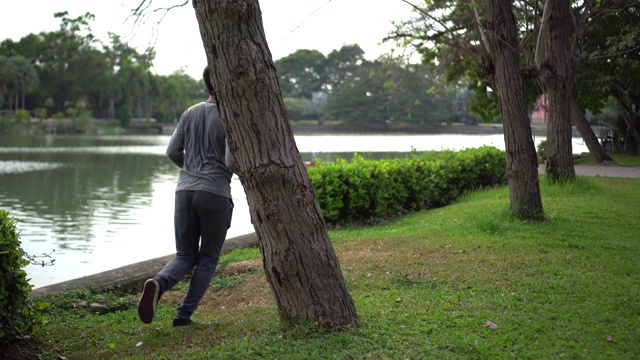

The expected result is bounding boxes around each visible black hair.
[203,66,214,96]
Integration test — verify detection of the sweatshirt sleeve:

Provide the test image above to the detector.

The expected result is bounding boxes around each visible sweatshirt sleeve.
[166,118,185,168]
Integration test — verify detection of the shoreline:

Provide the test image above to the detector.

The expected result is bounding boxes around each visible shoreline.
[22,124,596,296]
[28,160,640,298]
[3,118,586,137]
[29,232,259,297]
[165,122,576,137]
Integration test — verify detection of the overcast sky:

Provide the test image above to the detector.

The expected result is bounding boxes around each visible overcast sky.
[3,0,415,79]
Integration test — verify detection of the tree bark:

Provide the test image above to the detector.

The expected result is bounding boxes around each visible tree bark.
[620,101,640,155]
[570,96,612,162]
[485,0,544,220]
[192,0,359,329]
[538,0,575,182]
[623,125,640,155]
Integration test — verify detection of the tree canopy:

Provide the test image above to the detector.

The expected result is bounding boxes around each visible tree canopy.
[0,11,201,125]
[2,10,493,132]
[324,57,455,127]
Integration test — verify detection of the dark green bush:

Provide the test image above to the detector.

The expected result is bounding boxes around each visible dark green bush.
[0,210,41,345]
[537,140,547,165]
[117,104,133,128]
[307,146,506,226]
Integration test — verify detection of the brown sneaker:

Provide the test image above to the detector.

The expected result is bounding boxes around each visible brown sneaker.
[138,279,160,324]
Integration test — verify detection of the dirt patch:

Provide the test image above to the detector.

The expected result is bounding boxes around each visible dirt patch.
[162,259,272,311]
[199,272,273,310]
[217,259,263,276]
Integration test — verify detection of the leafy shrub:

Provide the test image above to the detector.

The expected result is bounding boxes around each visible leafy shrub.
[537,140,547,165]
[283,97,307,121]
[52,112,65,120]
[65,107,77,119]
[0,210,41,345]
[307,146,506,226]
[14,109,32,122]
[75,110,93,133]
[117,104,132,128]
[0,114,16,134]
[35,107,48,120]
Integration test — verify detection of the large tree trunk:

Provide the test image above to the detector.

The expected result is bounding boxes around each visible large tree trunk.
[623,126,640,155]
[486,0,544,220]
[570,96,612,162]
[538,0,575,182]
[620,104,640,155]
[192,0,359,329]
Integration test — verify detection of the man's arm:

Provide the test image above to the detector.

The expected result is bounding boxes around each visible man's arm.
[166,120,185,168]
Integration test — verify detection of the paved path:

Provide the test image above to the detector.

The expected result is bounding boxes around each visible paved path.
[538,165,640,178]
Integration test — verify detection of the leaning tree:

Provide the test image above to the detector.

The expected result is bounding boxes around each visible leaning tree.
[578,4,640,155]
[391,0,631,183]
[132,0,360,330]
[391,0,544,219]
[188,0,359,329]
[531,0,632,178]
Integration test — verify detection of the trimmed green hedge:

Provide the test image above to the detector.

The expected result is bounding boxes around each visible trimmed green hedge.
[307,146,506,226]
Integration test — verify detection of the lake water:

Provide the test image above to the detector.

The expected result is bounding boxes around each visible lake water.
[0,133,588,288]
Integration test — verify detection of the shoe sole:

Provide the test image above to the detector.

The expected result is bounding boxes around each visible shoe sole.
[138,279,159,324]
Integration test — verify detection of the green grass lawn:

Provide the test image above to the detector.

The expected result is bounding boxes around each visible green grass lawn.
[573,153,640,166]
[12,175,640,359]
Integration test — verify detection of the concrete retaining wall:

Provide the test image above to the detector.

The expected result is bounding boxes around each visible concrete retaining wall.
[29,232,259,297]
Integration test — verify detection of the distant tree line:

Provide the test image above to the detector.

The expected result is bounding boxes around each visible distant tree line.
[274,45,481,128]
[388,1,640,156]
[0,12,490,132]
[0,12,202,128]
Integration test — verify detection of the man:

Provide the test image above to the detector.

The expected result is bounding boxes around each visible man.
[138,66,234,327]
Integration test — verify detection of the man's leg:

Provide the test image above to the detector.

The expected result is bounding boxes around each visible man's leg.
[155,191,201,292]
[175,191,233,322]
[139,191,200,324]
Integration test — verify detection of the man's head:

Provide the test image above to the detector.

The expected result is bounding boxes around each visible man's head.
[203,66,215,97]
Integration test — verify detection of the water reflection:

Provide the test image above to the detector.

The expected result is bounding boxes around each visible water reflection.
[0,133,588,288]
[0,136,243,286]
[0,160,64,175]
[0,141,186,286]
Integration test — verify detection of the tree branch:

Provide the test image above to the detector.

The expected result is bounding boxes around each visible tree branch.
[399,0,452,33]
[589,44,640,61]
[21,248,56,267]
[469,0,492,55]
[534,0,552,68]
